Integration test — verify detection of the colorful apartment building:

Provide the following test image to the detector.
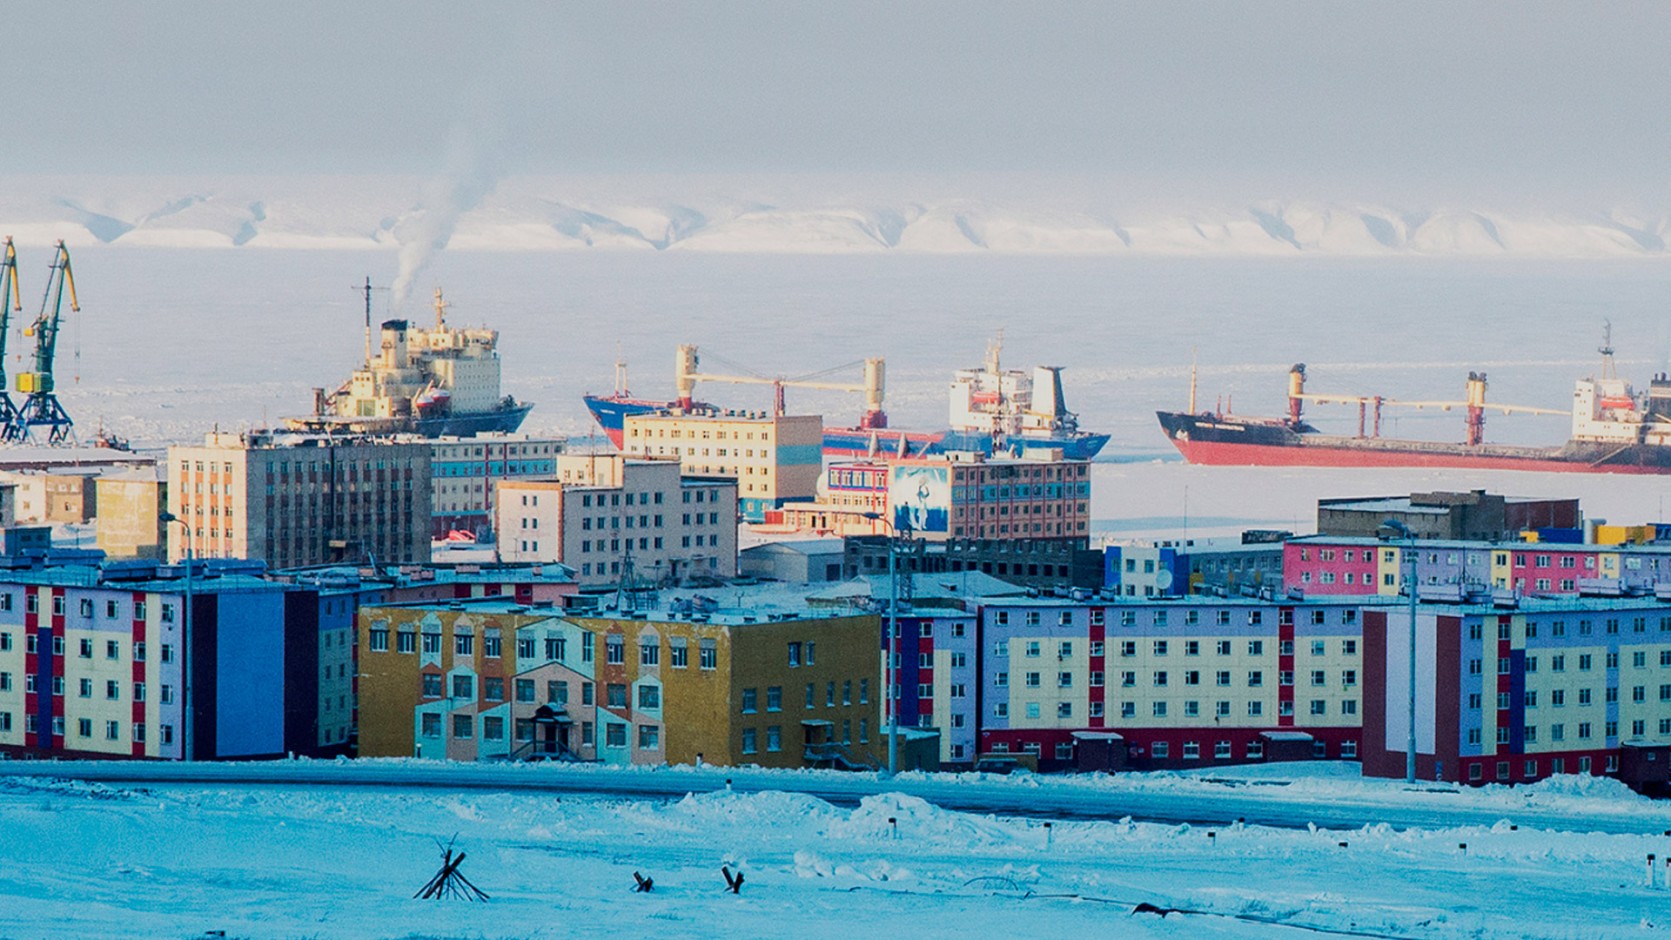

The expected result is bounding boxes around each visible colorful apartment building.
[1284,535,1671,599]
[970,597,1387,770]
[1362,597,1671,788]
[887,609,980,764]
[0,559,330,761]
[429,434,566,539]
[494,456,738,588]
[167,431,432,568]
[356,598,881,769]
[773,461,891,537]
[620,411,822,522]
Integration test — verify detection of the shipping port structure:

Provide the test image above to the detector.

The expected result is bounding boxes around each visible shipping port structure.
[287,286,531,438]
[1157,329,1671,474]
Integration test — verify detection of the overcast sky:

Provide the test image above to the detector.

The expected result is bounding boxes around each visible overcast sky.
[13,3,1671,203]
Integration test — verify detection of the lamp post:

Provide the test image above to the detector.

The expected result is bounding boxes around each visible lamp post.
[1380,519,1418,783]
[862,509,906,777]
[160,512,193,762]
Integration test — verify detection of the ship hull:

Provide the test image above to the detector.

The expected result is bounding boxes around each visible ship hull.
[1157,411,1671,475]
[583,394,674,448]
[287,403,532,438]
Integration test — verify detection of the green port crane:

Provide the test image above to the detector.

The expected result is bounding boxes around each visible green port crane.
[0,238,23,434]
[11,240,78,443]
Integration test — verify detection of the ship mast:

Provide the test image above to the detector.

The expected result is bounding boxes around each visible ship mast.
[352,277,387,368]
[1599,320,1617,380]
[614,345,630,397]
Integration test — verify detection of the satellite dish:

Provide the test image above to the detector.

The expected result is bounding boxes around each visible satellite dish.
[1155,569,1175,590]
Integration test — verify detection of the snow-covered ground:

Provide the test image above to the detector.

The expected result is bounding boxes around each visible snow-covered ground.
[3,761,1670,938]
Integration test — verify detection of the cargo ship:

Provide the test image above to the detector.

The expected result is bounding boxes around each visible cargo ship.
[583,338,1109,460]
[286,286,531,437]
[1157,332,1671,474]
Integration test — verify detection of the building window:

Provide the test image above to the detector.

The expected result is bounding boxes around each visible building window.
[451,675,473,699]
[741,728,757,754]
[369,627,390,652]
[699,639,717,670]
[741,688,758,713]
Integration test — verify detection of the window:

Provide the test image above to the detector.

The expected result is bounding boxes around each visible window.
[484,678,504,702]
[670,641,688,668]
[1248,671,1263,687]
[640,640,660,667]
[699,639,717,670]
[369,627,390,652]
[608,723,629,748]
[516,679,536,703]
[452,714,473,739]
[454,632,474,656]
[787,642,802,667]
[606,636,625,665]
[450,675,473,699]
[741,728,757,754]
[397,630,416,654]
[641,725,662,750]
[741,688,758,713]
[766,686,782,712]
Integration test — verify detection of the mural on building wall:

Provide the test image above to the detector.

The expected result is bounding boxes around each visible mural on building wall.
[890,465,949,534]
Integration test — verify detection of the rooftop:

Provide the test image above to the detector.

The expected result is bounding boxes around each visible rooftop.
[742,539,847,556]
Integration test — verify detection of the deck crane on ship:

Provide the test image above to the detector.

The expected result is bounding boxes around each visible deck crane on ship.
[672,344,888,426]
[0,239,24,435]
[11,241,77,444]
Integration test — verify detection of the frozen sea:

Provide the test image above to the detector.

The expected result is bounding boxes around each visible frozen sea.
[49,248,1671,539]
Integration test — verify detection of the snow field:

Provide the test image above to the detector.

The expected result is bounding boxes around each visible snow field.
[2,775,1670,938]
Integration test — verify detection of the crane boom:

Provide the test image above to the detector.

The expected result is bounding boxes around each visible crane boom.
[11,241,78,443]
[0,239,18,388]
[674,344,887,428]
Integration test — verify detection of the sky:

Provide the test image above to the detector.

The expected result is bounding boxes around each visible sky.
[12,3,1671,204]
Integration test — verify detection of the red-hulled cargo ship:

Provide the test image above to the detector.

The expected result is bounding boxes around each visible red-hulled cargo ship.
[1158,335,1671,475]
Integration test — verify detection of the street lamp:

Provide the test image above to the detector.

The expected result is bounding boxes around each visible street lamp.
[160,511,194,762]
[863,510,908,777]
[1379,518,1419,783]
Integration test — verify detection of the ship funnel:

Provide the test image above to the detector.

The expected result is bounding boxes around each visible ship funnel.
[1032,366,1067,419]
[1648,372,1671,419]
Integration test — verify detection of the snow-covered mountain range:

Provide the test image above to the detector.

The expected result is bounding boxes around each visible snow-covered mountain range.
[3,176,1671,258]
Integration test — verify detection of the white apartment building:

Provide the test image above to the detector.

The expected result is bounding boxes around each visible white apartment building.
[495,456,737,588]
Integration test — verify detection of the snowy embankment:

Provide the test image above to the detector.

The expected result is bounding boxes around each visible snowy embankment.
[2,768,1670,938]
[7,176,1671,258]
[2,757,1667,835]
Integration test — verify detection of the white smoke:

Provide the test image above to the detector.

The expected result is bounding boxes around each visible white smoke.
[390,118,503,307]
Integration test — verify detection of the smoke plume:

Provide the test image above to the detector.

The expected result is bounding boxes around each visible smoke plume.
[390,118,502,307]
